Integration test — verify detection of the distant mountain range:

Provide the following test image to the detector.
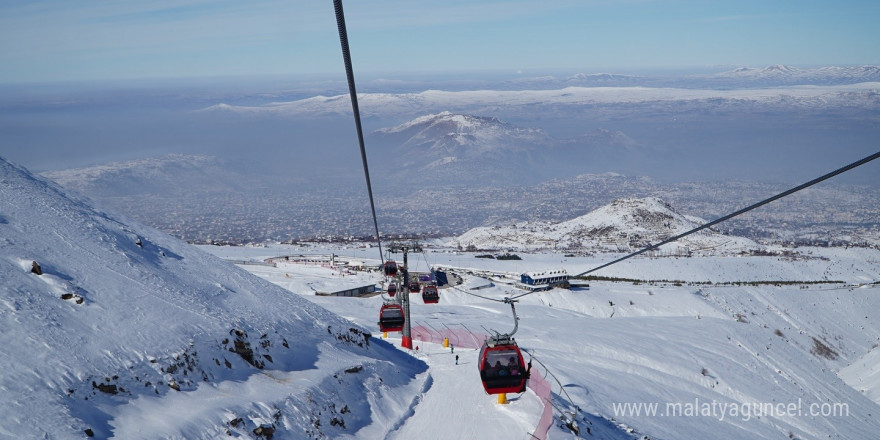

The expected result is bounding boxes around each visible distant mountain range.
[198,80,880,120]
[192,66,879,188]
[195,64,880,121]
[705,64,880,86]
[503,65,880,89]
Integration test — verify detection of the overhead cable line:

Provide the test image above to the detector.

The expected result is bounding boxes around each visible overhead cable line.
[575,150,880,278]
[437,150,878,304]
[445,272,537,302]
[449,284,508,303]
[333,0,384,263]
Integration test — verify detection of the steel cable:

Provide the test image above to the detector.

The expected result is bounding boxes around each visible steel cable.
[574,150,880,278]
[333,0,384,263]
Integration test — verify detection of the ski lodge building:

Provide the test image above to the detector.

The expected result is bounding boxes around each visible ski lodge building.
[520,269,569,287]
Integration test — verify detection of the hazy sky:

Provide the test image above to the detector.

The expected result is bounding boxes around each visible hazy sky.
[2,0,879,83]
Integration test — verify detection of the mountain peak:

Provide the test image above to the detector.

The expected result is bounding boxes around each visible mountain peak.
[371,112,550,181]
[762,64,799,74]
[376,111,508,136]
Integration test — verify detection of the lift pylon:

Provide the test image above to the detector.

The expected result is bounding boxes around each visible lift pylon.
[388,242,422,349]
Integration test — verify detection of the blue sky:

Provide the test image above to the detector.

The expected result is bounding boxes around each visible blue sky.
[1,0,879,83]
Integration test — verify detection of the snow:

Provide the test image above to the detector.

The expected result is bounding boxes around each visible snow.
[452,196,760,254]
[374,111,548,155]
[0,159,425,439]
[840,346,880,403]
[200,242,880,439]
[714,65,880,82]
[198,83,880,118]
[3,155,880,439]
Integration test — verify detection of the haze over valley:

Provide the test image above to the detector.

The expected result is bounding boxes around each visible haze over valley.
[4,65,875,247]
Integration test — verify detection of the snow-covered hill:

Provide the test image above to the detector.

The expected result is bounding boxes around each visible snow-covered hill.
[40,154,246,198]
[452,197,759,254]
[375,111,548,150]
[372,111,552,181]
[0,157,426,439]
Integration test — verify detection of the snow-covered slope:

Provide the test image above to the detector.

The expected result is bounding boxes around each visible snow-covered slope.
[0,158,426,439]
[203,242,880,440]
[452,197,759,253]
[7,151,880,440]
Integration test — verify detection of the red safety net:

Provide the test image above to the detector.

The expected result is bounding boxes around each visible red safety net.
[410,325,554,439]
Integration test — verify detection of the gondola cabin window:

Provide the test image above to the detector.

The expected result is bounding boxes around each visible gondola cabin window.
[483,349,522,377]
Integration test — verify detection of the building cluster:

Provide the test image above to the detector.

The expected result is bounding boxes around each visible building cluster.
[106,177,878,249]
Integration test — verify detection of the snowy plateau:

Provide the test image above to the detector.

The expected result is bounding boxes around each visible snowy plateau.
[3,155,880,440]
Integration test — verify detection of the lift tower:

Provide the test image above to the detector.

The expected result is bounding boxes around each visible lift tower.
[388,241,422,349]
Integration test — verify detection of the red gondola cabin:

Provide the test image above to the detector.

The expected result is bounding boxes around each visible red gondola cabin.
[387,282,397,297]
[383,261,398,277]
[422,285,439,304]
[478,341,528,394]
[378,304,405,332]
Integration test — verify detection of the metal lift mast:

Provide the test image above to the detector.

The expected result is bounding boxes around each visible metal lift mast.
[389,242,422,349]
